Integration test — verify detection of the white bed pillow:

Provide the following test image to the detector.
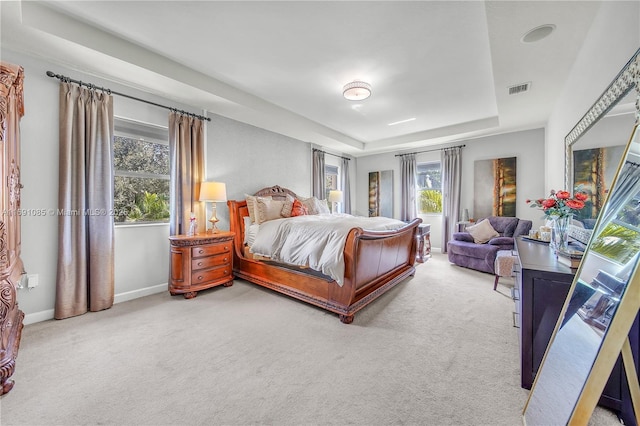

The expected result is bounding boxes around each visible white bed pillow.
[466,218,499,244]
[242,216,252,245]
[246,223,260,247]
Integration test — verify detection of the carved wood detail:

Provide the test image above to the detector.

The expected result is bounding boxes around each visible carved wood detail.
[0,61,25,396]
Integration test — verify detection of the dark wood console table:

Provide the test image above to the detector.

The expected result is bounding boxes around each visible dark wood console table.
[515,237,639,425]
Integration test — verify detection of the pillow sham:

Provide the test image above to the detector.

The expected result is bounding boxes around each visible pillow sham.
[245,194,272,223]
[466,219,499,244]
[256,197,288,224]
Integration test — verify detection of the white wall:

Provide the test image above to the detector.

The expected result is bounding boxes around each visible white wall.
[2,50,346,324]
[546,1,640,191]
[356,128,545,251]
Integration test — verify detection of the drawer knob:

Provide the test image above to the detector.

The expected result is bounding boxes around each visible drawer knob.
[198,249,204,254]
[224,270,228,274]
[223,257,228,262]
[224,246,229,250]
[197,276,203,281]
[197,262,203,267]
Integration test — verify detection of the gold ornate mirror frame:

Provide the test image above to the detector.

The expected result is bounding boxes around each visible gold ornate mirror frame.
[524,48,640,425]
[565,48,640,189]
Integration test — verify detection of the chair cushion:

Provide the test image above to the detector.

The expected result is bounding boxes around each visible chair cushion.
[466,219,500,243]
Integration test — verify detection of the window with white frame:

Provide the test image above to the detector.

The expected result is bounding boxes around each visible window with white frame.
[113,118,170,224]
[325,164,339,200]
[416,162,442,214]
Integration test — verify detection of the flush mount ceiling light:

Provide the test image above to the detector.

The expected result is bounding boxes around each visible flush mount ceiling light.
[343,81,371,101]
[521,24,556,43]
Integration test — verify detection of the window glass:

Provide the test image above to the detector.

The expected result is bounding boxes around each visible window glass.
[417,162,442,214]
[325,165,339,200]
[114,119,170,224]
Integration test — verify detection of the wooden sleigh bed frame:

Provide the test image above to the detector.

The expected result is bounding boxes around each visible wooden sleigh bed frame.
[227,185,421,323]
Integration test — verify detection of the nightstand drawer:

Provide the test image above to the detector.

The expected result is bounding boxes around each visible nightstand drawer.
[192,243,232,258]
[192,265,232,284]
[169,231,235,299]
[192,253,230,270]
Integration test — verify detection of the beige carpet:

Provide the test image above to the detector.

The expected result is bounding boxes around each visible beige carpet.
[0,253,620,425]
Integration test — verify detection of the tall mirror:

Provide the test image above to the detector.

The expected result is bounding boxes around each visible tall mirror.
[524,49,640,425]
[566,48,640,231]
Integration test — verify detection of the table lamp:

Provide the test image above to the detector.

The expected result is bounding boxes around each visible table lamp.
[199,181,227,233]
[328,190,343,214]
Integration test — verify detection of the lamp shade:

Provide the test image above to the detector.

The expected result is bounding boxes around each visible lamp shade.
[199,181,227,202]
[328,190,343,203]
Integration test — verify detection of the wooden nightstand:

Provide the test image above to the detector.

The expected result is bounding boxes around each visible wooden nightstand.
[416,223,431,263]
[169,232,235,299]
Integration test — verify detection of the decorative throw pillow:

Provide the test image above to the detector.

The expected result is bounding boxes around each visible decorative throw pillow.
[290,199,308,217]
[281,200,294,217]
[298,196,319,215]
[279,194,296,217]
[466,218,499,244]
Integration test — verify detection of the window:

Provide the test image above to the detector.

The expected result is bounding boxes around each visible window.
[113,119,170,224]
[416,162,442,214]
[325,164,339,200]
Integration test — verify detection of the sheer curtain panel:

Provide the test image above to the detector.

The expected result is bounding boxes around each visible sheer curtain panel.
[400,154,417,221]
[341,157,352,214]
[441,146,462,252]
[312,149,325,199]
[55,83,114,319]
[169,112,205,236]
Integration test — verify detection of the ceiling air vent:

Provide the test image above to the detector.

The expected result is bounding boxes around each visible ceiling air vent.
[508,82,531,95]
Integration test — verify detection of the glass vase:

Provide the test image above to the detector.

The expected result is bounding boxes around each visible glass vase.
[550,214,572,253]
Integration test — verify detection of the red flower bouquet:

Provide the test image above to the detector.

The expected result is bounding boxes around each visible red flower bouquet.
[526,189,588,219]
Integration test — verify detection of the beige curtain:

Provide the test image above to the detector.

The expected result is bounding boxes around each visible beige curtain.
[441,146,462,252]
[55,83,115,319]
[312,149,325,199]
[169,112,205,236]
[400,153,417,221]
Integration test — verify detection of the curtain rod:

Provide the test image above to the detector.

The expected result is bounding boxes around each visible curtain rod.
[313,148,351,161]
[46,71,211,122]
[395,144,466,157]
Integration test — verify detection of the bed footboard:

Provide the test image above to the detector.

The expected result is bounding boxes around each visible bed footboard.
[228,197,421,323]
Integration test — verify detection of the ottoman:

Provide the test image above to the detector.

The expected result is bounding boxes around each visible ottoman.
[494,250,517,291]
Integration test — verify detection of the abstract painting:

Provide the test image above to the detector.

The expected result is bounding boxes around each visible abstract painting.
[474,157,517,219]
[369,170,393,217]
[573,145,626,222]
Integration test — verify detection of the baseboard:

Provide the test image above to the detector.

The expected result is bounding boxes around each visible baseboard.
[113,283,167,304]
[23,283,167,325]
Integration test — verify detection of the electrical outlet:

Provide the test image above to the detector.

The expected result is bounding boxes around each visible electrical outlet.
[27,274,38,289]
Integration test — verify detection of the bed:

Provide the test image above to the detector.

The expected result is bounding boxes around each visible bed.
[227,185,421,323]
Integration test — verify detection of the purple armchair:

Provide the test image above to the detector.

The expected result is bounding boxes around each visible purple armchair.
[447,216,532,274]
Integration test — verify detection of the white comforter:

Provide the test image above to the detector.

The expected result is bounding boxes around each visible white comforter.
[250,213,406,286]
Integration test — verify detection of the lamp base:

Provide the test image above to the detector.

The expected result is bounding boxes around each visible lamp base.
[208,220,220,234]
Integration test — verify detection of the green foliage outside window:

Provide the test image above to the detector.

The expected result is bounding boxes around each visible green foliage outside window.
[114,135,170,223]
[419,189,443,213]
[591,222,640,265]
[417,162,442,214]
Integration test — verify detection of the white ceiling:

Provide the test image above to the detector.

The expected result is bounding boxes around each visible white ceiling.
[1,1,604,156]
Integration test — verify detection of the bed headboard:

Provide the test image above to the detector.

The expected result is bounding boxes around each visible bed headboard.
[227,185,301,258]
[254,185,298,200]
